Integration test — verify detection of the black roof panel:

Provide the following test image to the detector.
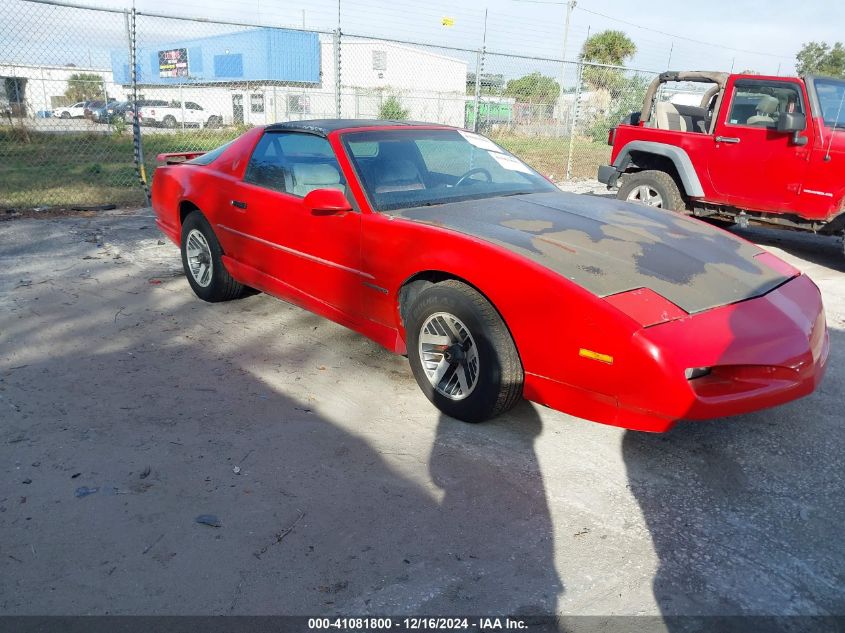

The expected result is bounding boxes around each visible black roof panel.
[264,119,454,135]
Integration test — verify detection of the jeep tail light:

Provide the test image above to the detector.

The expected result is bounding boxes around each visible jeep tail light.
[607,127,616,146]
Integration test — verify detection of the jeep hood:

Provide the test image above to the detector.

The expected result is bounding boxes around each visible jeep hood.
[393,191,791,314]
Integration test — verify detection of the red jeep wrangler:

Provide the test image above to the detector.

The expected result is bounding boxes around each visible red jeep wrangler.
[599,71,845,255]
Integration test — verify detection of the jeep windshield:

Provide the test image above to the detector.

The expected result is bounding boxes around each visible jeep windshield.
[342,129,556,212]
[814,78,845,130]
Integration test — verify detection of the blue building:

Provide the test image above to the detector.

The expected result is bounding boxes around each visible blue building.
[111,28,321,87]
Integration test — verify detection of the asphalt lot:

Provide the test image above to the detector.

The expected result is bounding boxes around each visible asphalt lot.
[0,204,843,619]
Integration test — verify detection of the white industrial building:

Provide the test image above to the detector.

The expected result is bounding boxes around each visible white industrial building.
[124,36,469,127]
[1,31,468,126]
[0,62,121,116]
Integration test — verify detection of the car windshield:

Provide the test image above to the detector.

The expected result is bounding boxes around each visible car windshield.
[815,78,845,129]
[342,129,555,212]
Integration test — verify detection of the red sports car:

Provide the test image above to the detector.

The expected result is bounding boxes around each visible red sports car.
[151,120,829,432]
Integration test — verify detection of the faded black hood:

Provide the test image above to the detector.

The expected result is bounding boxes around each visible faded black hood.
[393,191,791,314]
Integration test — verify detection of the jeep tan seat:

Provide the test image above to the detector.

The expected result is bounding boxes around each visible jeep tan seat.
[746,95,779,126]
[675,104,709,133]
[654,101,687,131]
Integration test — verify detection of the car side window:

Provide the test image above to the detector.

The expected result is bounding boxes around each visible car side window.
[727,80,804,128]
[243,132,346,198]
[186,102,202,110]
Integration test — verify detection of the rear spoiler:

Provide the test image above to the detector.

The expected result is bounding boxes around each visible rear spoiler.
[156,151,205,165]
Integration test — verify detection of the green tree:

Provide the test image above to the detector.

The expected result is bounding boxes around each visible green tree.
[503,72,560,104]
[580,30,637,66]
[586,74,650,143]
[379,94,409,120]
[796,41,845,77]
[64,73,105,103]
[580,30,637,91]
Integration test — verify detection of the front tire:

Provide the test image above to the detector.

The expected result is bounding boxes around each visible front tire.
[163,115,177,129]
[180,211,244,302]
[406,280,523,423]
[617,170,686,212]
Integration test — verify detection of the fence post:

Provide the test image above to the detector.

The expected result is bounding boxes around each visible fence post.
[125,6,149,205]
[333,29,342,118]
[565,59,584,181]
[472,47,484,132]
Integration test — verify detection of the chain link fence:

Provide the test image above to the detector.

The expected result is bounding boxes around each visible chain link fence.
[0,0,658,209]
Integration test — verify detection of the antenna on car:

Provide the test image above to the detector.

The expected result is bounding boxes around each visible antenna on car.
[824,85,845,162]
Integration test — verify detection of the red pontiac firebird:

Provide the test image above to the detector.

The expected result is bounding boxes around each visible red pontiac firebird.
[151,120,829,432]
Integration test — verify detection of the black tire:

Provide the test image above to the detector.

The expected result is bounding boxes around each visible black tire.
[406,280,523,423]
[163,115,177,129]
[180,211,244,302]
[206,116,221,129]
[60,111,70,119]
[617,170,686,212]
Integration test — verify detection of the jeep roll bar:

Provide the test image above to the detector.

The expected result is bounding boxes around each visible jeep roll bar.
[639,71,730,125]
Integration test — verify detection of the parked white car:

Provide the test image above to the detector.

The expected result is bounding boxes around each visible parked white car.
[53,102,87,118]
[137,101,223,128]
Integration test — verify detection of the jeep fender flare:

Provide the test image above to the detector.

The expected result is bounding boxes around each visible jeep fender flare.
[612,141,705,198]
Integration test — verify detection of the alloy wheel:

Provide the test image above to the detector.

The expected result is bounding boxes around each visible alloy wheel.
[627,185,664,207]
[185,229,213,287]
[418,312,480,401]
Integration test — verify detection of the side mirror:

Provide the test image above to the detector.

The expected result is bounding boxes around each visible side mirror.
[777,112,808,146]
[303,188,353,215]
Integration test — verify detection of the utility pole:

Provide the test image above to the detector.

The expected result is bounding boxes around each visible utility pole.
[667,42,674,69]
[557,1,575,132]
[472,9,488,132]
[510,0,575,129]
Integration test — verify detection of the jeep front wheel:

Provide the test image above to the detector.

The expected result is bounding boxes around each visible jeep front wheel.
[617,170,685,212]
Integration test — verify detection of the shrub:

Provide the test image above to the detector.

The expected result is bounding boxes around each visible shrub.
[378,95,409,120]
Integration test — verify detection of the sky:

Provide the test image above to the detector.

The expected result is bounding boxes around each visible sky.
[4,0,844,77]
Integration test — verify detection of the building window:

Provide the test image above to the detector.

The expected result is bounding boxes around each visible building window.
[372,50,386,71]
[250,93,264,113]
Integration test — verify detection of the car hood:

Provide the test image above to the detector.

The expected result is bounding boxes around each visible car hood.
[392,191,791,314]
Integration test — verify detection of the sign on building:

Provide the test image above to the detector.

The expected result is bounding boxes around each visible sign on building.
[158,48,189,78]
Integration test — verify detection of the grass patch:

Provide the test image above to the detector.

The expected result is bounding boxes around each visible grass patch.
[1,127,609,209]
[492,134,611,181]
[0,127,241,208]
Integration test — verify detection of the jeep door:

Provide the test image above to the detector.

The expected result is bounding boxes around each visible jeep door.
[708,77,813,213]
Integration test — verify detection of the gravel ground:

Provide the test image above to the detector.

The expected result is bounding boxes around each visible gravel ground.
[0,197,843,619]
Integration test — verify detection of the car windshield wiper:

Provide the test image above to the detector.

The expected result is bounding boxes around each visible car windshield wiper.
[497,191,534,198]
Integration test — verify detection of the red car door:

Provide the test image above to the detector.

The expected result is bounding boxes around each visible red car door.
[219,131,363,318]
[707,77,813,213]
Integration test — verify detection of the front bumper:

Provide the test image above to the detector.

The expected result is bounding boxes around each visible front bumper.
[625,273,829,429]
[524,274,829,433]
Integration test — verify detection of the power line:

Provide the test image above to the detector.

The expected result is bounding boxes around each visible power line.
[574,5,793,60]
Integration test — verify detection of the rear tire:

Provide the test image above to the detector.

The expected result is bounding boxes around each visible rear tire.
[206,116,221,129]
[163,115,177,129]
[180,211,244,302]
[406,280,523,423]
[617,170,686,212]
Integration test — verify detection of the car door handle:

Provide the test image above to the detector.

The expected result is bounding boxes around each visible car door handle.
[231,200,247,209]
[715,136,741,144]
